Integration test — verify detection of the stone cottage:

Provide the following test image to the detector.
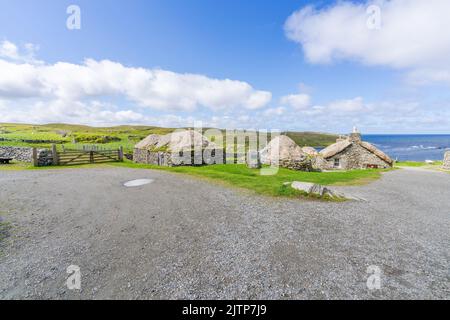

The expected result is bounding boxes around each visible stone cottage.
[319,128,393,170]
[443,151,450,170]
[134,130,217,166]
[259,135,313,171]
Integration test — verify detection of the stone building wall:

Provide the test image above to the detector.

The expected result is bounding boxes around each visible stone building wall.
[326,143,391,170]
[443,151,450,170]
[133,149,174,166]
[134,148,230,167]
[0,146,34,162]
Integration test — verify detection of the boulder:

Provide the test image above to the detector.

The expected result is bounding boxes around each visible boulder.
[290,181,345,199]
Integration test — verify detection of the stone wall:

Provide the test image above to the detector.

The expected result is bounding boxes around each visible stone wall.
[443,151,450,170]
[37,149,54,166]
[0,146,34,162]
[276,159,313,171]
[134,148,228,167]
[133,149,176,166]
[326,143,391,170]
[0,146,54,166]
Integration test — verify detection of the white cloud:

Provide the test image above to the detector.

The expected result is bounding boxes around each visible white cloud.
[0,41,19,60]
[0,41,272,126]
[263,107,286,116]
[407,68,450,86]
[0,40,42,64]
[328,97,367,112]
[0,43,271,114]
[280,93,311,110]
[285,0,450,86]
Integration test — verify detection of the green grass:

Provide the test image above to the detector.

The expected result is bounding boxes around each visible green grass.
[285,131,338,147]
[110,161,385,198]
[0,123,175,153]
[1,123,338,154]
[0,159,385,199]
[396,161,443,167]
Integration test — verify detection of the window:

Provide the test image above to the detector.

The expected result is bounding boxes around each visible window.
[334,158,340,168]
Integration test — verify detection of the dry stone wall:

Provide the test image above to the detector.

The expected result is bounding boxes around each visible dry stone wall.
[0,146,54,166]
[0,146,34,162]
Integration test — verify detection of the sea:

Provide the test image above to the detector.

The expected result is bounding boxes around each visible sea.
[362,135,450,161]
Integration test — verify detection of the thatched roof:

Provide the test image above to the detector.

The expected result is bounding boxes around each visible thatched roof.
[260,135,307,164]
[135,130,213,152]
[359,141,393,165]
[302,146,319,156]
[135,134,161,150]
[320,139,393,165]
[320,140,352,159]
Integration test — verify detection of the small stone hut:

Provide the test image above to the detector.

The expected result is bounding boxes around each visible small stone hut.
[134,130,216,166]
[319,128,393,170]
[259,135,313,171]
[443,151,450,170]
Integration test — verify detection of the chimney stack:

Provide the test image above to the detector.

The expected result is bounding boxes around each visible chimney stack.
[349,127,362,142]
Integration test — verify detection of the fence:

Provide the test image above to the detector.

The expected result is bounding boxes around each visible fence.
[32,144,124,166]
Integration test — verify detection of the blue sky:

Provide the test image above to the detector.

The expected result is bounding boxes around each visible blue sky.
[0,0,449,133]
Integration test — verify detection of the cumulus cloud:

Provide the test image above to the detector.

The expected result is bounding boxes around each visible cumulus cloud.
[0,40,42,64]
[284,0,450,86]
[0,57,271,111]
[328,97,367,112]
[0,41,273,126]
[280,93,311,110]
[263,107,286,116]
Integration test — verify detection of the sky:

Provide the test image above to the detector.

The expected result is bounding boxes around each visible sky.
[0,0,449,134]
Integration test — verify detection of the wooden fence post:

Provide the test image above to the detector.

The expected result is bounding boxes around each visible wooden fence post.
[118,146,124,162]
[32,148,38,167]
[89,151,94,163]
[51,144,59,166]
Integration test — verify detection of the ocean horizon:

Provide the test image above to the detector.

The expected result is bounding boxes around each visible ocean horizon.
[362,134,450,161]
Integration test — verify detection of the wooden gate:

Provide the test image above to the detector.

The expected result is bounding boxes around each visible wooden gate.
[56,147,123,166]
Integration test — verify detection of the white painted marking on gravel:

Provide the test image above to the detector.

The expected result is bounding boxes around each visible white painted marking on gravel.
[124,179,154,187]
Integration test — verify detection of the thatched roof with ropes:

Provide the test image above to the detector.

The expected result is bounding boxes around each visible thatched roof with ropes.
[359,141,394,165]
[320,139,393,165]
[259,135,307,164]
[319,140,352,159]
[135,130,214,152]
[302,146,319,156]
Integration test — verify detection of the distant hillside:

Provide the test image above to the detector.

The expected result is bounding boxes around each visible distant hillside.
[0,123,338,152]
[285,131,338,147]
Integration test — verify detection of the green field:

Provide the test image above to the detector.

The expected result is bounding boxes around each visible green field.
[0,123,338,154]
[0,123,175,153]
[395,161,443,167]
[111,162,385,197]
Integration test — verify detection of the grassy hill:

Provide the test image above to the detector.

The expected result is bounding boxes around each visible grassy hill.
[0,123,338,153]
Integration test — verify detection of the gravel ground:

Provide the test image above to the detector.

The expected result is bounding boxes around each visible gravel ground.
[0,167,448,299]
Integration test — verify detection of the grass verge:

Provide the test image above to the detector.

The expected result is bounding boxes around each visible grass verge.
[1,160,387,199]
[396,161,443,168]
[109,161,386,198]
